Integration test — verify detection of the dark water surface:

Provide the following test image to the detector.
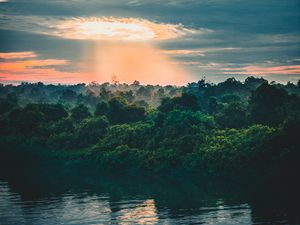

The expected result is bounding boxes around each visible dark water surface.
[0,150,299,225]
[0,169,299,225]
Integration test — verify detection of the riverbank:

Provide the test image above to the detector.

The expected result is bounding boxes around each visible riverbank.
[0,135,298,191]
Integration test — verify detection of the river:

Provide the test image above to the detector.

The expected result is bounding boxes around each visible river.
[0,171,298,225]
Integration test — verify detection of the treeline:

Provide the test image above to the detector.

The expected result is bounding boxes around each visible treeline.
[0,80,182,109]
[0,77,299,179]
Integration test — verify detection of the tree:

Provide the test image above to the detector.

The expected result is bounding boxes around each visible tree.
[73,116,110,148]
[71,104,91,122]
[244,76,267,89]
[249,83,297,125]
[208,97,218,114]
[9,106,44,134]
[217,77,243,94]
[132,80,140,86]
[95,122,151,151]
[149,110,215,154]
[0,94,18,115]
[99,87,111,101]
[95,101,109,116]
[108,97,146,124]
[216,102,247,128]
[61,89,77,102]
[136,86,152,97]
[29,104,68,122]
[158,93,199,112]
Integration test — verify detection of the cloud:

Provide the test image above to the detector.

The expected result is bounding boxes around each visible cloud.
[223,65,300,75]
[0,59,68,72]
[0,15,201,41]
[191,61,300,77]
[159,49,205,56]
[0,51,95,84]
[57,17,198,40]
[159,47,240,57]
[127,0,200,6]
[0,52,37,60]
[0,0,299,84]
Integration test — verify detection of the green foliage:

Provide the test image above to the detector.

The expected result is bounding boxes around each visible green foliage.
[158,93,199,112]
[73,116,110,148]
[0,77,299,179]
[94,122,151,151]
[71,104,91,122]
[9,106,44,134]
[0,94,18,115]
[183,125,276,176]
[108,97,146,124]
[215,102,247,128]
[27,104,68,122]
[94,101,109,116]
[249,82,299,125]
[95,145,149,172]
[208,97,219,114]
[160,110,215,137]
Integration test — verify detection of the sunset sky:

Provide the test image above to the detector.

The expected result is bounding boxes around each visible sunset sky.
[0,0,300,85]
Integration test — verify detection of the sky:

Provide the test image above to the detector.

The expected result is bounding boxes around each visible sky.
[0,0,300,85]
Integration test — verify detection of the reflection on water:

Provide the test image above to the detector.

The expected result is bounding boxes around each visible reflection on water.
[1,177,297,225]
[0,182,282,225]
[0,180,254,224]
[117,199,158,225]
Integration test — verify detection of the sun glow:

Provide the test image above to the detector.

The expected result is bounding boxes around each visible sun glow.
[55,17,195,41]
[61,17,195,84]
[0,16,196,85]
[78,20,155,40]
[81,42,193,85]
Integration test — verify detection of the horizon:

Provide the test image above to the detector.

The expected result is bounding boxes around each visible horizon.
[0,75,299,87]
[0,74,299,87]
[1,1,300,85]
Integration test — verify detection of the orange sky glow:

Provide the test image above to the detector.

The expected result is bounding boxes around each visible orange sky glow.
[1,16,299,85]
[0,17,196,85]
[0,43,194,85]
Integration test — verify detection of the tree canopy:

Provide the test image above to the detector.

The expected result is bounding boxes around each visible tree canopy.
[0,77,299,179]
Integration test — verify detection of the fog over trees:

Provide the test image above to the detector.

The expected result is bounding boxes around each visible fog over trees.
[0,77,299,180]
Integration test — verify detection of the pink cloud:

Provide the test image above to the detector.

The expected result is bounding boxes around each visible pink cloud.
[223,65,300,75]
[159,49,205,56]
[0,52,95,84]
[0,59,68,72]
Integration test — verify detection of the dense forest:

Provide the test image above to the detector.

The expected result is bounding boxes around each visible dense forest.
[0,77,300,183]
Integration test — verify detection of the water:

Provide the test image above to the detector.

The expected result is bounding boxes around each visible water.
[0,174,298,225]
